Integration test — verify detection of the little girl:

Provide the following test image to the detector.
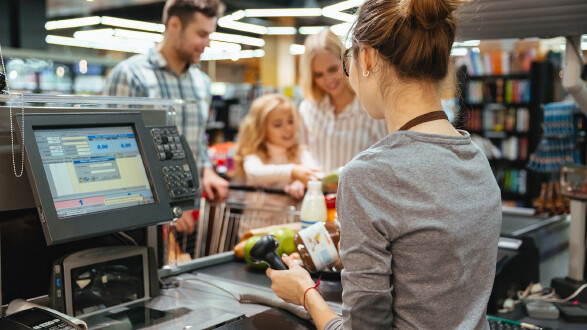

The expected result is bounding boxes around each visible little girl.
[235,93,319,199]
[234,94,320,237]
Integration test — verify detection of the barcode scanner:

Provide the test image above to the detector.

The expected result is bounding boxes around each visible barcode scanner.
[250,235,288,270]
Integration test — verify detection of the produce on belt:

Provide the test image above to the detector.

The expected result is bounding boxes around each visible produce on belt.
[267,227,296,255]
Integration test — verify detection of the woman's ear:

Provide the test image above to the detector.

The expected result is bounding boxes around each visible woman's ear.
[359,46,377,74]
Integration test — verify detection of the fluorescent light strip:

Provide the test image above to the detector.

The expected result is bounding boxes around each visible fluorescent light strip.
[322,0,364,22]
[73,28,114,39]
[46,35,149,54]
[322,9,355,22]
[101,16,165,33]
[289,44,306,55]
[45,16,101,30]
[207,41,241,52]
[323,0,364,12]
[200,49,264,61]
[113,29,164,42]
[218,19,267,34]
[299,26,327,35]
[230,10,246,21]
[244,8,322,17]
[210,32,265,47]
[266,27,297,35]
[330,22,353,36]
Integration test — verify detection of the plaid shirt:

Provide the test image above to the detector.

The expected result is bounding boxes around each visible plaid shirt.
[104,47,212,169]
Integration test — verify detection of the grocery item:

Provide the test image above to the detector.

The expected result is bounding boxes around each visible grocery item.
[267,227,296,255]
[235,225,298,259]
[325,193,337,222]
[294,220,341,272]
[300,180,327,229]
[241,222,301,241]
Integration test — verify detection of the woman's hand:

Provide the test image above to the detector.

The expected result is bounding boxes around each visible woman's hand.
[266,254,316,305]
[292,165,319,185]
[284,180,305,200]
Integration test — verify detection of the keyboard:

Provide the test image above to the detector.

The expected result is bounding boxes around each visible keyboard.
[488,317,524,330]
[487,315,547,330]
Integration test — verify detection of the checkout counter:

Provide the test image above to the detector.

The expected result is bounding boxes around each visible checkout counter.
[0,95,586,330]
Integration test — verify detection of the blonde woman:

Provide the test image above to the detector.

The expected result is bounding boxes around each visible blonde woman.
[298,29,388,173]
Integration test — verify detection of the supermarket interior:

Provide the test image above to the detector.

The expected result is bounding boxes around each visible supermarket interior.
[1,0,587,329]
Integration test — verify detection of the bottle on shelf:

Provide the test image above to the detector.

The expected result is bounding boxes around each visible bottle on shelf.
[300,180,327,229]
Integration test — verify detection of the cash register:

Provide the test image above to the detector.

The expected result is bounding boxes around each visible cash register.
[0,107,247,329]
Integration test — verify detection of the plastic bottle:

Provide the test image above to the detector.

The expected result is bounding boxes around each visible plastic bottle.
[325,193,337,222]
[300,180,327,229]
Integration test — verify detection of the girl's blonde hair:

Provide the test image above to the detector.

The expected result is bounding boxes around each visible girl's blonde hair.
[300,29,354,102]
[234,94,300,178]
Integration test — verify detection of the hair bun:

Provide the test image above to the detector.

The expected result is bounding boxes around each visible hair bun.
[405,0,460,30]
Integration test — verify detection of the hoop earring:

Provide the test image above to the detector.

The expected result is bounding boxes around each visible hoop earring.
[362,70,370,77]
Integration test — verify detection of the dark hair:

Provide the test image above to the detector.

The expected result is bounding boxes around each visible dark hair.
[162,0,225,27]
[352,0,463,81]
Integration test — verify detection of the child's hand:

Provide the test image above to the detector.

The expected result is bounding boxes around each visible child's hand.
[292,165,319,184]
[285,180,305,199]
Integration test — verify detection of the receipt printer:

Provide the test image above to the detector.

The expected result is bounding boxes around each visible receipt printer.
[49,245,159,317]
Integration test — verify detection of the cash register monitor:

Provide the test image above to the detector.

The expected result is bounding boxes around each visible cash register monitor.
[14,112,174,245]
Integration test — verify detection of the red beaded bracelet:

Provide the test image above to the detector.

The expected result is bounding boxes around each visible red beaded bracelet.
[303,276,322,310]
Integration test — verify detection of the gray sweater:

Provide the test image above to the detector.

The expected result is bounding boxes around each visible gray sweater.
[325,130,501,330]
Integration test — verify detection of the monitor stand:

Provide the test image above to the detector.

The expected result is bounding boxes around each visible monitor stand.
[551,199,587,302]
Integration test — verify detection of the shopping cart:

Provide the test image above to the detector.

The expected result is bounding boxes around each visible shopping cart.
[192,186,301,259]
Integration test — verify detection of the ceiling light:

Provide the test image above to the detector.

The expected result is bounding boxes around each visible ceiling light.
[321,9,355,22]
[210,32,265,47]
[230,10,246,21]
[73,28,114,39]
[265,27,297,35]
[46,35,150,54]
[200,49,264,61]
[208,41,241,52]
[299,26,327,35]
[325,0,365,11]
[244,9,322,17]
[101,16,165,33]
[113,29,164,42]
[289,44,306,55]
[218,18,267,34]
[322,0,364,22]
[330,22,353,36]
[45,16,101,30]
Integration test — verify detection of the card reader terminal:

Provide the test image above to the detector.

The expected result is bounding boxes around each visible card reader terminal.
[149,126,199,208]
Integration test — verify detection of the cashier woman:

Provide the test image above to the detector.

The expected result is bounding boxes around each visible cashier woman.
[266,0,502,329]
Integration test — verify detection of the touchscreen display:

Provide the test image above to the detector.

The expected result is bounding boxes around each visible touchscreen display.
[33,126,155,218]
